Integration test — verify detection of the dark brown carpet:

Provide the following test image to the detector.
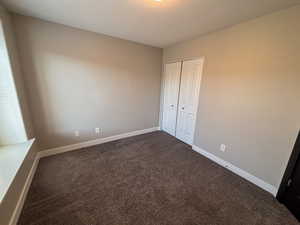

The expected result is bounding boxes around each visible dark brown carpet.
[18,131,298,225]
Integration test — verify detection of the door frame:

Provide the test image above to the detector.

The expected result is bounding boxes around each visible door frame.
[160,57,205,146]
[277,130,300,201]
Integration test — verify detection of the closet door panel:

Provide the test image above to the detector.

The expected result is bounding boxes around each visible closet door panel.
[162,62,181,136]
[176,59,203,144]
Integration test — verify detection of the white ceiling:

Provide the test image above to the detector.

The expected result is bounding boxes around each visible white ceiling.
[1,0,299,47]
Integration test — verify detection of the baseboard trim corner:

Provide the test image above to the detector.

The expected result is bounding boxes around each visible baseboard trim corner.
[38,127,160,158]
[9,155,40,225]
[192,145,278,196]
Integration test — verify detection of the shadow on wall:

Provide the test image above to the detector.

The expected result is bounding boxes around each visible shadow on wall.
[13,15,162,150]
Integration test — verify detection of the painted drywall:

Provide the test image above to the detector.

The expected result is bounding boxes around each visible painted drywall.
[163,5,300,188]
[12,14,162,150]
[2,0,300,47]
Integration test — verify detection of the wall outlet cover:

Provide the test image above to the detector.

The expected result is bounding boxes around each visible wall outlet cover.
[75,131,80,137]
[220,144,226,152]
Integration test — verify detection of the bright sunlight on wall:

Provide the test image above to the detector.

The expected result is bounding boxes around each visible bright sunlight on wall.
[0,19,27,146]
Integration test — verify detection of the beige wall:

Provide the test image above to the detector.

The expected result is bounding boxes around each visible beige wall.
[163,6,300,187]
[12,14,162,150]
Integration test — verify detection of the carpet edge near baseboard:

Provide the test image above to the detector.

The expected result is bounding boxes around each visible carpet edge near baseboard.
[191,145,278,196]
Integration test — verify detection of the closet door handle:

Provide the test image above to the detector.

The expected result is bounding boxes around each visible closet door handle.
[170,105,174,107]
[182,107,185,110]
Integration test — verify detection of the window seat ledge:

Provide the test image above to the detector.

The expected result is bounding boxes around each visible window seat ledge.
[0,139,35,203]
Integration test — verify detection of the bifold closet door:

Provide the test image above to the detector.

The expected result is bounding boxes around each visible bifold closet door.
[176,59,203,145]
[162,62,181,136]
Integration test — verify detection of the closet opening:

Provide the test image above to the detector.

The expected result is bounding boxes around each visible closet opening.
[161,58,204,145]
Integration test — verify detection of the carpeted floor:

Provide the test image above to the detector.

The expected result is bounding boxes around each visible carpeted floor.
[18,131,298,225]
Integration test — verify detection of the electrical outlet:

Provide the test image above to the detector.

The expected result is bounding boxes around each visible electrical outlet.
[75,131,80,137]
[95,128,100,134]
[220,144,226,152]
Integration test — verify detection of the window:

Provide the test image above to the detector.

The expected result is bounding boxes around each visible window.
[0,19,27,146]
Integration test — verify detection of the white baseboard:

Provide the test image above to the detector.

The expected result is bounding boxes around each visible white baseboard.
[38,127,160,158]
[8,127,159,225]
[192,145,278,196]
[9,156,40,225]
[7,129,277,225]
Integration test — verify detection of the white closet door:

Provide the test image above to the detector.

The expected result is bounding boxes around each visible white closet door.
[162,62,182,136]
[176,59,203,145]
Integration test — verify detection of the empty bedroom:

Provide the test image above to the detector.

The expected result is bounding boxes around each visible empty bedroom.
[0,0,300,224]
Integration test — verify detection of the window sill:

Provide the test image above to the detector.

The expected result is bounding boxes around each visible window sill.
[0,139,35,203]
